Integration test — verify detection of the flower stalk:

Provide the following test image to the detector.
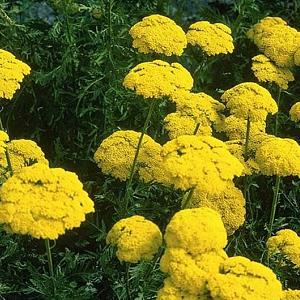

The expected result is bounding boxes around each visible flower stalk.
[45,238,56,296]
[274,87,282,135]
[268,175,281,238]
[123,100,156,215]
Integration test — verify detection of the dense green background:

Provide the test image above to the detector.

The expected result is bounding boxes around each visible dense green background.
[0,0,299,298]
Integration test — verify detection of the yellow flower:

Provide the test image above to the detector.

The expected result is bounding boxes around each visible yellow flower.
[247,17,300,68]
[164,208,227,256]
[0,130,8,154]
[208,256,283,300]
[251,54,294,90]
[221,82,278,122]
[186,182,246,235]
[186,21,234,56]
[247,17,287,43]
[221,115,266,141]
[0,139,48,175]
[289,102,300,122]
[281,290,300,300]
[225,140,260,175]
[160,247,227,295]
[294,48,300,66]
[94,130,163,182]
[0,49,31,100]
[267,229,300,268]
[0,163,94,239]
[161,135,244,192]
[157,277,211,300]
[129,14,187,56]
[106,215,162,263]
[123,60,193,99]
[247,132,275,153]
[170,90,225,127]
[164,112,212,139]
[255,137,300,176]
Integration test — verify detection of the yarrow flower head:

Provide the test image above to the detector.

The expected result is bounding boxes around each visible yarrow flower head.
[106,215,162,263]
[282,290,300,300]
[208,256,283,300]
[160,247,227,295]
[0,139,48,175]
[164,112,212,139]
[170,90,225,127]
[187,182,246,235]
[129,14,187,56]
[164,208,227,256]
[267,229,300,268]
[221,82,278,122]
[0,163,94,239]
[0,49,31,100]
[157,277,212,300]
[289,102,300,122]
[123,60,193,99]
[225,140,260,175]
[94,130,163,183]
[251,54,294,90]
[186,21,234,56]
[0,130,8,155]
[160,135,244,192]
[255,137,300,177]
[247,17,300,68]
[221,115,266,141]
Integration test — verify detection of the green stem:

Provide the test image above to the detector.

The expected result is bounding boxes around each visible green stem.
[244,114,251,161]
[243,114,251,198]
[0,115,13,176]
[45,239,54,277]
[125,263,132,300]
[45,239,56,296]
[123,101,156,215]
[193,123,200,135]
[268,176,281,238]
[0,8,14,25]
[181,188,195,209]
[274,87,282,135]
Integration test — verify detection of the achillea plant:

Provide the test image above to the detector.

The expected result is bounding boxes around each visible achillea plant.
[186,21,234,56]
[267,229,300,268]
[0,163,94,239]
[123,60,193,99]
[106,215,162,263]
[289,102,300,122]
[129,14,187,56]
[0,49,31,100]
